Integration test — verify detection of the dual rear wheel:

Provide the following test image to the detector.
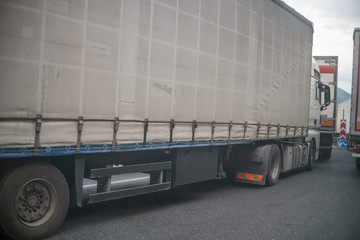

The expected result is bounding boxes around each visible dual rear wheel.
[306,140,316,170]
[266,141,315,186]
[266,145,281,186]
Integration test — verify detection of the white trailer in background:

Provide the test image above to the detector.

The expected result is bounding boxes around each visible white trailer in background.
[349,28,360,169]
[0,1,329,239]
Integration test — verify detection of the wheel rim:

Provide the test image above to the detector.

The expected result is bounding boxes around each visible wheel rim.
[270,153,280,179]
[16,178,57,227]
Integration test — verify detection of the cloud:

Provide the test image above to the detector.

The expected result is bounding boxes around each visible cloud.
[285,0,360,93]
[317,0,360,20]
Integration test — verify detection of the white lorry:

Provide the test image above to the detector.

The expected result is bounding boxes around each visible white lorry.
[348,28,360,169]
[307,57,331,164]
[314,56,338,159]
[0,1,329,239]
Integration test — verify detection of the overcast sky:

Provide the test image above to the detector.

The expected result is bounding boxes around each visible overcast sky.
[285,0,360,93]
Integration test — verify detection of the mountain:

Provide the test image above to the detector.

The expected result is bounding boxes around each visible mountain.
[337,88,351,105]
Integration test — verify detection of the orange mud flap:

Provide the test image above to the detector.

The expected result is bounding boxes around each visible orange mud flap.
[235,172,266,186]
[233,144,274,186]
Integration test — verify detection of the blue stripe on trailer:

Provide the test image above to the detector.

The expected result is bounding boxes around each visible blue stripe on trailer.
[0,139,251,158]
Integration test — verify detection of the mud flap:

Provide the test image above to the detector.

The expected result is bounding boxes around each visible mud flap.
[233,145,273,186]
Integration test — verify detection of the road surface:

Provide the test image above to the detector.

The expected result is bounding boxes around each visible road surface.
[49,147,360,240]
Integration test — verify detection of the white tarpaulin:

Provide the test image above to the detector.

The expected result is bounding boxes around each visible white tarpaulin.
[0,0,313,152]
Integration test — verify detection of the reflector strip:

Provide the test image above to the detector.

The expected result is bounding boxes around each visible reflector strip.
[321,120,334,127]
[319,66,335,74]
[236,172,263,182]
[246,173,255,181]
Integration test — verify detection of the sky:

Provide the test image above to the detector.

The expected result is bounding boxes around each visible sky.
[285,0,360,93]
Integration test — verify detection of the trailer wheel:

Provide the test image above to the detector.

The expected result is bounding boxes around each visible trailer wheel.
[266,145,281,186]
[0,162,69,240]
[356,158,360,170]
[306,140,316,170]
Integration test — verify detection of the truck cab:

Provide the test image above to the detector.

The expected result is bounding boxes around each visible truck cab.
[309,57,322,130]
[307,57,331,161]
[314,56,338,159]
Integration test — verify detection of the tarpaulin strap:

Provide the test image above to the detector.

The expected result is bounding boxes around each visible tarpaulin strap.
[286,125,289,138]
[294,127,298,137]
[277,124,281,138]
[143,119,149,149]
[112,117,119,151]
[33,114,42,156]
[228,121,232,144]
[243,121,248,140]
[211,121,215,145]
[76,117,83,153]
[169,119,175,146]
[256,122,261,140]
[192,120,197,145]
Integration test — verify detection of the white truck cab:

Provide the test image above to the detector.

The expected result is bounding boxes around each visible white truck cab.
[306,57,331,161]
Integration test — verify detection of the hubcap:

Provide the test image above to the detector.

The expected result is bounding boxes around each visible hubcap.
[16,179,56,226]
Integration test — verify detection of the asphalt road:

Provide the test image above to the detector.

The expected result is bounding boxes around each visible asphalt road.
[49,147,360,240]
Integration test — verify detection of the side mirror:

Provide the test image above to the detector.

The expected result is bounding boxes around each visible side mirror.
[324,85,331,106]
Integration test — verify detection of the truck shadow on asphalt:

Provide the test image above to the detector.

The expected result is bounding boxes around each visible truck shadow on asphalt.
[62,180,233,230]
[279,167,310,179]
[61,171,299,233]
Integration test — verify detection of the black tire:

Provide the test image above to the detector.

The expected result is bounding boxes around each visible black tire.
[320,149,332,159]
[266,145,281,187]
[356,158,360,170]
[306,140,316,170]
[0,162,69,240]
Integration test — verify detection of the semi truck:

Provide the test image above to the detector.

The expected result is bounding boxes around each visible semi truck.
[314,56,338,159]
[0,1,329,239]
[349,28,360,169]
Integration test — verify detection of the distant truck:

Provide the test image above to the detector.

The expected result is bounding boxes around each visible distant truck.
[349,28,360,169]
[0,1,329,239]
[314,56,338,159]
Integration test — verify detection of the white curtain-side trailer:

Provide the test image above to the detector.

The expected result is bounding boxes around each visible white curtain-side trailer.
[0,1,329,239]
[349,28,360,169]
